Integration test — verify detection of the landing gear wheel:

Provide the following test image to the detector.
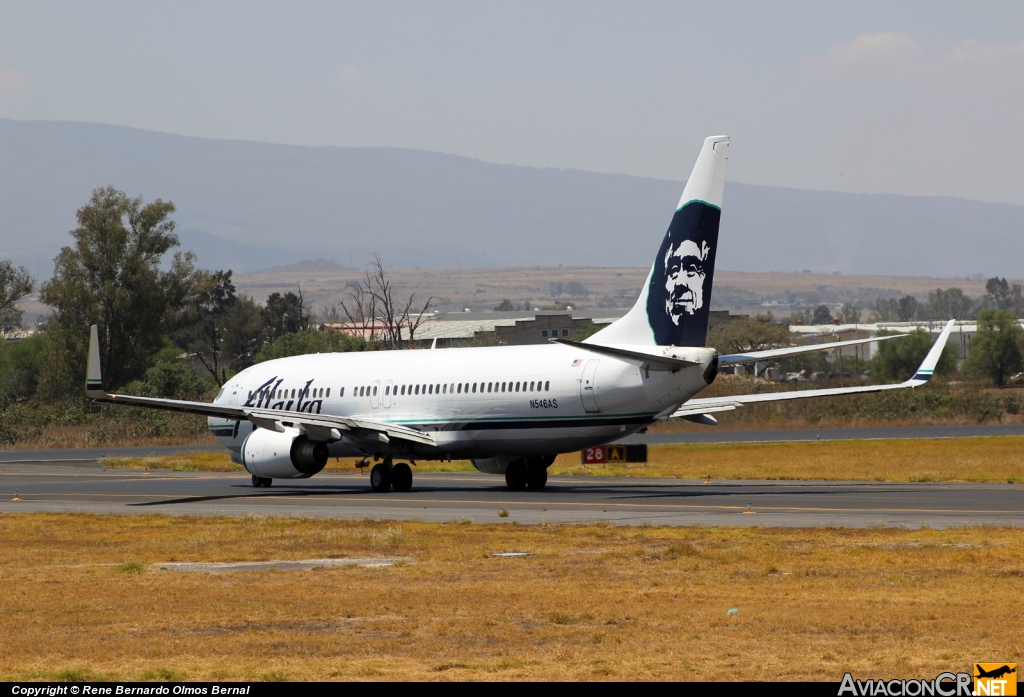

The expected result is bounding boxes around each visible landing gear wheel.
[505,461,527,491]
[252,475,272,488]
[392,462,413,492]
[526,464,548,490]
[370,463,393,493]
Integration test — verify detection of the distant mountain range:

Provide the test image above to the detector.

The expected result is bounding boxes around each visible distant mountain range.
[2,118,1022,278]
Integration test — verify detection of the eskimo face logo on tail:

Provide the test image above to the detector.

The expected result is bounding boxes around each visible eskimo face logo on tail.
[664,238,710,320]
[646,201,721,347]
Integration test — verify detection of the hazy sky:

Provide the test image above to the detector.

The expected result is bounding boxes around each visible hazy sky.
[2,1,1023,205]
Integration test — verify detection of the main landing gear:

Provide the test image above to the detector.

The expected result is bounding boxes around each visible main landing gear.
[505,457,549,491]
[370,459,414,493]
[251,475,272,488]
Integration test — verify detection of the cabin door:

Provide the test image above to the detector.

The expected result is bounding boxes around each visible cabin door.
[579,359,600,413]
[370,380,382,409]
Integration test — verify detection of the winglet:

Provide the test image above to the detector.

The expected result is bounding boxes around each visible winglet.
[907,320,955,385]
[86,324,107,398]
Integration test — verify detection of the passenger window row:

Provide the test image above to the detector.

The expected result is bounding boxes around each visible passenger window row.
[380,380,550,397]
[249,380,552,402]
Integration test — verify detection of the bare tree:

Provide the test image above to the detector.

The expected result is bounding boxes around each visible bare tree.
[321,304,342,323]
[344,254,441,349]
[339,270,379,342]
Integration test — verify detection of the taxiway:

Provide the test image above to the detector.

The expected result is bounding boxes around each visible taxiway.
[1,459,1020,529]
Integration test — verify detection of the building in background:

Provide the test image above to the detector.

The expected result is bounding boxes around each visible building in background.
[325,309,750,348]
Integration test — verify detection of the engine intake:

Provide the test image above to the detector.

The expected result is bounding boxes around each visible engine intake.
[703,354,719,385]
[241,427,329,479]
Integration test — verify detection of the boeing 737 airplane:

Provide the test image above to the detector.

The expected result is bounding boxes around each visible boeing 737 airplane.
[84,135,954,493]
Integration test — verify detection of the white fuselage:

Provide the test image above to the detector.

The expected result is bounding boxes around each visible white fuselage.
[210,342,715,468]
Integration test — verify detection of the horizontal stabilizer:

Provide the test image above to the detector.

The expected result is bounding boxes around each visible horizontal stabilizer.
[552,339,700,372]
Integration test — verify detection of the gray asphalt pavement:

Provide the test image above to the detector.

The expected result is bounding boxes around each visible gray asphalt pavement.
[3,423,1022,466]
[1,460,1021,529]
[621,423,1024,444]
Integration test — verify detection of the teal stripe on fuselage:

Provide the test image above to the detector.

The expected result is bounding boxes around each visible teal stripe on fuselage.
[383,410,660,426]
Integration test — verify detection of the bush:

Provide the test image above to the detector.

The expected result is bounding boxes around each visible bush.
[962,309,1024,386]
[254,330,372,363]
[118,344,215,401]
[0,333,47,405]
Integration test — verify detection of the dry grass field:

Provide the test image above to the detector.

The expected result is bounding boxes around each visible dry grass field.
[103,436,1024,483]
[228,265,999,317]
[4,427,219,451]
[22,268,1001,324]
[1,513,1021,681]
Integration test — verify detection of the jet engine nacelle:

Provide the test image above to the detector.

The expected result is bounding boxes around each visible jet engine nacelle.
[241,426,329,479]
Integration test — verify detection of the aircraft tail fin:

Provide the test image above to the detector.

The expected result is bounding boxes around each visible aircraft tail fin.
[587,135,728,347]
[86,324,107,398]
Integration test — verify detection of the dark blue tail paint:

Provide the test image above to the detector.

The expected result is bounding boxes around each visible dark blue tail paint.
[645,201,721,347]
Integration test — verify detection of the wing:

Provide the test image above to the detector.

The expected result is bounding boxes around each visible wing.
[719,333,907,366]
[85,326,435,448]
[673,320,953,418]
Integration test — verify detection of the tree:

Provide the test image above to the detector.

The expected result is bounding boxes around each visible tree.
[220,296,265,373]
[549,282,564,298]
[811,304,833,325]
[564,281,589,299]
[984,277,1024,315]
[962,309,1024,386]
[873,296,918,322]
[839,302,861,324]
[897,296,919,321]
[0,332,46,405]
[493,299,515,311]
[572,323,602,342]
[120,343,214,400]
[872,298,896,322]
[181,269,237,385]
[872,329,957,382]
[786,309,810,325]
[706,316,793,354]
[254,328,373,363]
[343,254,440,349]
[263,289,309,340]
[39,187,203,393]
[919,287,975,320]
[320,304,342,323]
[0,260,35,337]
[339,276,378,340]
